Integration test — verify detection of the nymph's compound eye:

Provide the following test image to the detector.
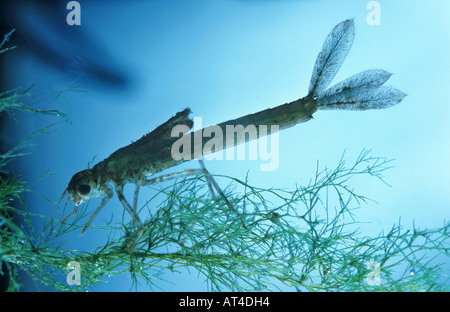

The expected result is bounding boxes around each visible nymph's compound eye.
[77,184,91,196]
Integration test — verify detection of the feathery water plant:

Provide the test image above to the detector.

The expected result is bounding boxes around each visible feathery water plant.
[3,148,449,291]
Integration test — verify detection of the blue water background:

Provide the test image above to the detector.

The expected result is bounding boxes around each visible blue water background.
[2,0,449,291]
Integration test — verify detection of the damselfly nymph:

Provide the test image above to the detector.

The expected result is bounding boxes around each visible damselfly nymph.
[61,19,406,271]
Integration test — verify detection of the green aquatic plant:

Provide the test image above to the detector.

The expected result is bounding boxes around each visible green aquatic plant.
[0,30,71,125]
[3,148,449,291]
[0,29,70,291]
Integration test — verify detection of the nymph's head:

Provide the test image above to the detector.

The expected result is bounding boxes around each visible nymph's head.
[63,169,99,206]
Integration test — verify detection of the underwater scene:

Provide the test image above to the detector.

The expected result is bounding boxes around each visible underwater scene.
[0,1,449,293]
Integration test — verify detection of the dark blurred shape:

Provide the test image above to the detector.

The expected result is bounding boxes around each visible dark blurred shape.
[0,0,130,90]
[0,260,10,292]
